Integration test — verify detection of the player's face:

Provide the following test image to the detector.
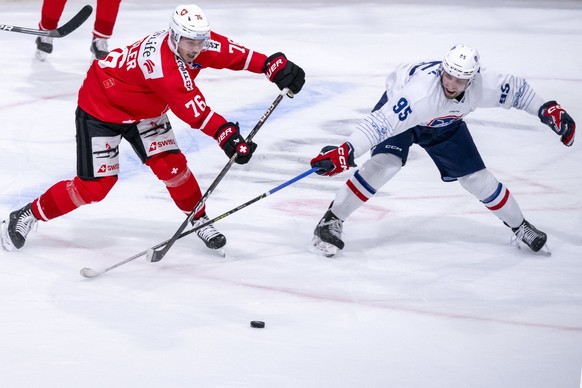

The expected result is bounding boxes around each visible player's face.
[441,72,470,99]
[177,37,206,62]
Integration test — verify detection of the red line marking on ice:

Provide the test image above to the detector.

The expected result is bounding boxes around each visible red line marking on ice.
[200,274,582,333]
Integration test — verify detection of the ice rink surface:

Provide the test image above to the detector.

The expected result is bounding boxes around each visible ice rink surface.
[1,0,581,387]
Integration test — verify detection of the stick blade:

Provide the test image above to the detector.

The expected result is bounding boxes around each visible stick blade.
[146,248,164,263]
[80,267,101,278]
[50,5,93,37]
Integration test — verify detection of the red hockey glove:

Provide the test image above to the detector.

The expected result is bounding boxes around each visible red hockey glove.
[310,142,356,177]
[538,100,576,147]
[214,122,257,165]
[264,52,305,95]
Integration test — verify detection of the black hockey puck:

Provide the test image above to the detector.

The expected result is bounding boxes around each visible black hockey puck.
[250,320,265,328]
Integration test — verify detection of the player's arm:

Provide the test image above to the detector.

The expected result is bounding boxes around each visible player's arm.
[480,72,575,146]
[155,77,257,165]
[199,32,305,94]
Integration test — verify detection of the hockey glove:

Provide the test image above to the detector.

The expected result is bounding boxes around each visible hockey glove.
[264,52,305,95]
[310,142,356,177]
[538,100,576,147]
[215,122,257,165]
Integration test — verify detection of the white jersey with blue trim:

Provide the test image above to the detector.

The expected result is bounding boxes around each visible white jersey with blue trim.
[347,60,545,157]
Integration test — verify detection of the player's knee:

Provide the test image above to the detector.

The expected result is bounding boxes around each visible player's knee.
[458,169,498,199]
[359,153,402,187]
[146,151,191,187]
[72,175,117,204]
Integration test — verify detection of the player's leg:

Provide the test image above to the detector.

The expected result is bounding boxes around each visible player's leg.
[313,130,413,256]
[129,115,226,250]
[35,0,68,61]
[425,121,547,253]
[458,169,547,252]
[1,108,121,251]
[91,0,121,59]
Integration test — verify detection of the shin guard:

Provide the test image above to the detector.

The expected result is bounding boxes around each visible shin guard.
[147,152,203,216]
[332,154,401,220]
[458,169,524,228]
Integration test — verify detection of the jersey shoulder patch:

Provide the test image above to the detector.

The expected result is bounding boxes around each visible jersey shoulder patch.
[137,30,167,80]
[204,38,221,53]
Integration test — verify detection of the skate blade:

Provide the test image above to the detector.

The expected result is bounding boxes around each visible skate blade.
[0,220,14,252]
[310,236,338,258]
[537,243,552,256]
[35,50,48,62]
[213,247,226,258]
[511,238,552,256]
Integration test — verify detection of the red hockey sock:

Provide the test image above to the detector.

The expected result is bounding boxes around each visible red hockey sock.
[147,152,204,216]
[39,0,68,30]
[93,0,121,38]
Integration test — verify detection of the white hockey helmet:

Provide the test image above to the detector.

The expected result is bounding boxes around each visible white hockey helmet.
[168,4,210,54]
[442,44,480,80]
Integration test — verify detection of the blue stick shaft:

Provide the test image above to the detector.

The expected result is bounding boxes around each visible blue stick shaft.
[80,167,318,278]
[268,167,319,196]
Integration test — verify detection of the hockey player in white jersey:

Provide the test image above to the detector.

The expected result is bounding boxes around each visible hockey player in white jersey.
[310,44,576,257]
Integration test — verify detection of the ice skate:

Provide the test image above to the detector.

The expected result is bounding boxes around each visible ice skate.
[311,210,344,257]
[90,37,109,60]
[1,203,38,251]
[510,219,551,255]
[35,36,53,62]
[192,213,226,256]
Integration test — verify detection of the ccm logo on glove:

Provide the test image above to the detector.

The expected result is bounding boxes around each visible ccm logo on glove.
[310,142,356,177]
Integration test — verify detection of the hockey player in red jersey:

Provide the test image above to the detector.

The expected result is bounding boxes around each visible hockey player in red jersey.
[1,4,305,252]
[35,0,122,61]
[310,44,574,257]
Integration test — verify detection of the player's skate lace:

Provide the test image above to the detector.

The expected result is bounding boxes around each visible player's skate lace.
[191,213,226,249]
[90,37,109,60]
[1,203,38,251]
[314,210,344,249]
[511,219,547,253]
[35,36,53,61]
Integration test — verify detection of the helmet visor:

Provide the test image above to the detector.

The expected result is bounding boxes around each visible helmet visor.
[178,36,207,52]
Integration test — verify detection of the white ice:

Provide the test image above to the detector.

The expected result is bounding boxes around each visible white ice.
[1,0,582,387]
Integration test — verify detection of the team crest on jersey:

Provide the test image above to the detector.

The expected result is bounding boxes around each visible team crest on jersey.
[427,115,462,127]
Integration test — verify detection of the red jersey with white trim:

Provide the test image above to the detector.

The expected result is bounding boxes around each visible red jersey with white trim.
[78,30,268,137]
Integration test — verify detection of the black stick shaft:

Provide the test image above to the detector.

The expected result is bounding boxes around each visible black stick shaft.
[0,5,92,37]
[148,88,291,263]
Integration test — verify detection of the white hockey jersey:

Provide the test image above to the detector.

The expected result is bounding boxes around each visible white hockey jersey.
[348,60,545,157]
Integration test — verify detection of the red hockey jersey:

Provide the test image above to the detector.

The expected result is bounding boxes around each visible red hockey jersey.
[78,30,268,137]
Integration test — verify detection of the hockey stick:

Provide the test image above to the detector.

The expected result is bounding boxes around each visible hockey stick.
[79,167,317,278]
[80,88,291,277]
[147,87,292,263]
[0,5,93,38]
